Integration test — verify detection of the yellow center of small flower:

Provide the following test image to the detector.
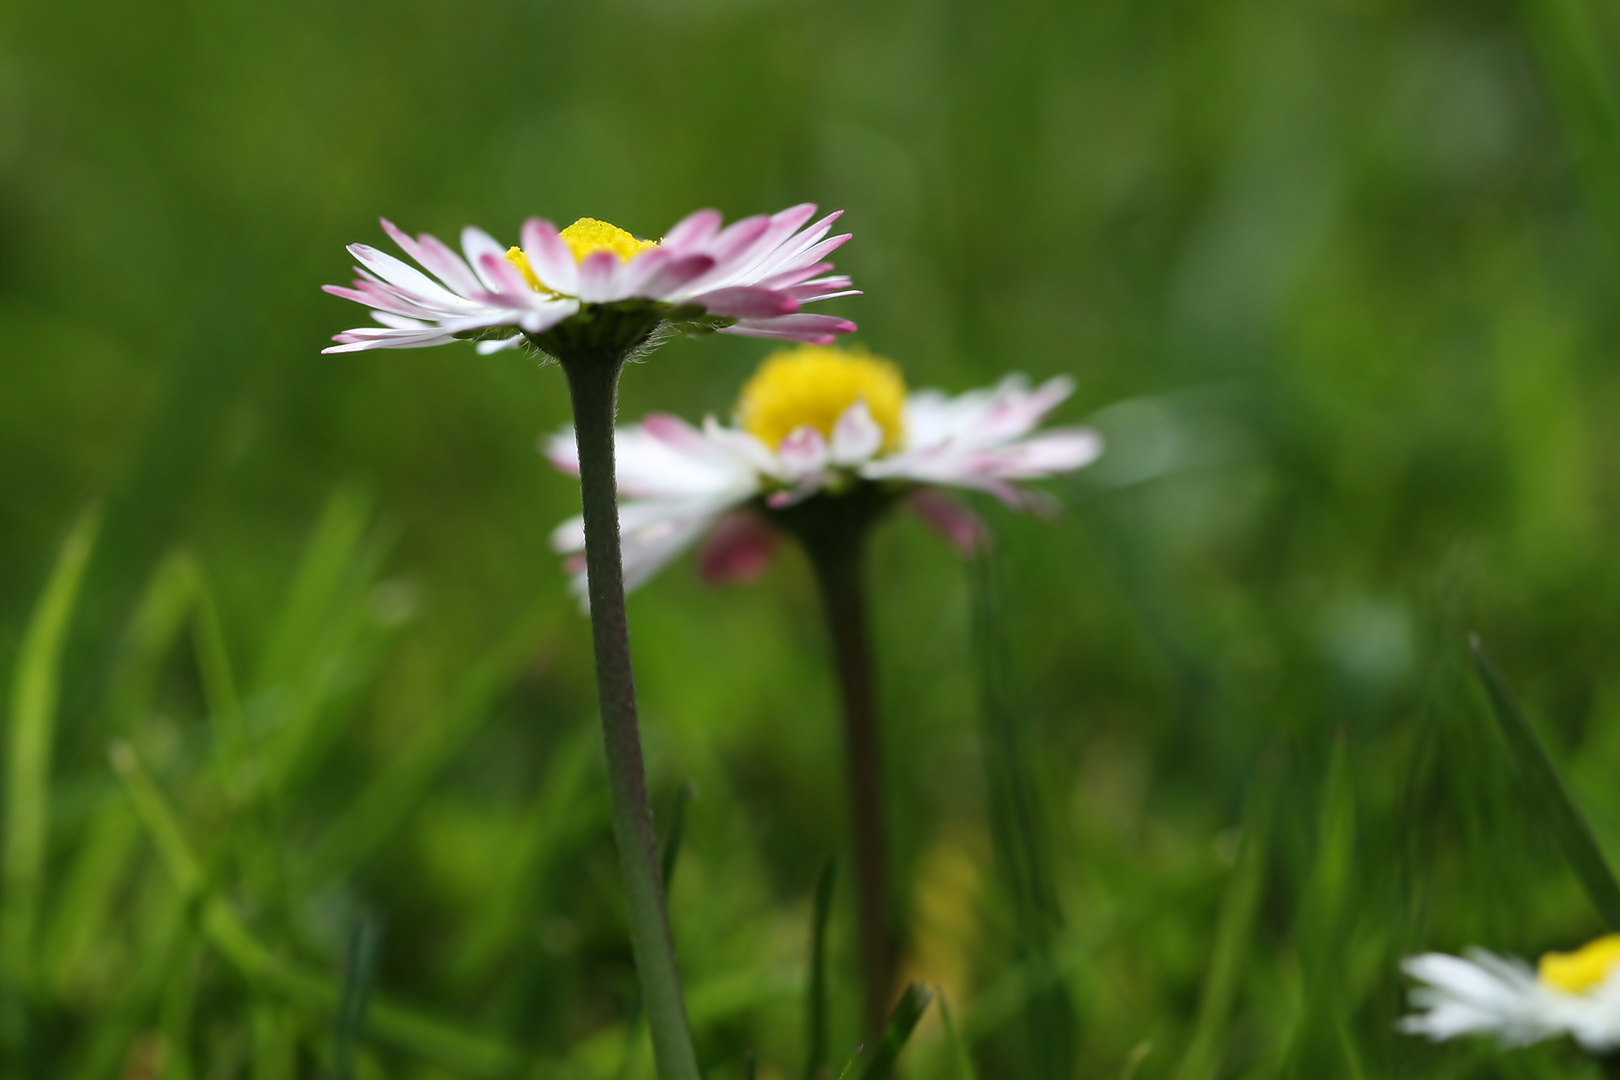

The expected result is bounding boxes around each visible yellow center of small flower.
[504,218,658,292]
[735,346,908,452]
[1538,935,1620,994]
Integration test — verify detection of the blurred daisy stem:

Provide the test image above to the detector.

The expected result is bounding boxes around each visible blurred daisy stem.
[550,321,702,1080]
[777,485,899,1039]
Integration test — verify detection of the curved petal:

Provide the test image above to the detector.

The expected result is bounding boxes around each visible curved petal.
[662,208,723,252]
[573,251,621,303]
[831,400,883,465]
[687,286,799,319]
[909,489,991,556]
[460,227,510,292]
[697,510,778,584]
[521,218,579,296]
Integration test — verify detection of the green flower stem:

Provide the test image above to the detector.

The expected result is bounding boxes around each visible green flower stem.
[778,487,897,1040]
[556,341,700,1080]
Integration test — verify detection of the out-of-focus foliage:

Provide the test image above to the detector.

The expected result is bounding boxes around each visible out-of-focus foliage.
[6,0,1620,1075]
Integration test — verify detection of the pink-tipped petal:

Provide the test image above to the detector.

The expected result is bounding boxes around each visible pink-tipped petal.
[574,250,621,303]
[379,218,427,265]
[476,335,525,354]
[749,210,844,279]
[724,313,858,343]
[641,254,717,297]
[477,252,540,298]
[461,227,510,291]
[521,218,579,296]
[414,231,485,296]
[680,217,774,293]
[662,208,724,251]
[614,247,673,297]
[519,300,579,334]
[542,429,580,475]
[756,263,837,291]
[776,426,829,477]
[909,489,992,557]
[642,413,714,456]
[688,286,799,319]
[347,244,463,304]
[698,511,778,585]
[831,401,884,465]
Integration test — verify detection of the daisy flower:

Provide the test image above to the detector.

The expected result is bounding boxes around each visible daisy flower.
[322,205,857,355]
[1401,935,1620,1053]
[546,345,1103,595]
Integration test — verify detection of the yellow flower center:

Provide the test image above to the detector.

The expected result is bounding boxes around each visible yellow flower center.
[1539,935,1620,994]
[735,346,908,452]
[504,218,658,292]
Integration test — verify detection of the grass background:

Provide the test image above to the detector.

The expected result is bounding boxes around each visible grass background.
[5,0,1620,1075]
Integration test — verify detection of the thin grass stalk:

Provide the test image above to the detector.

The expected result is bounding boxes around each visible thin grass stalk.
[967,543,1074,1077]
[804,857,838,1080]
[556,340,701,1080]
[1,506,100,1055]
[851,983,934,1080]
[332,913,384,1080]
[1470,635,1620,929]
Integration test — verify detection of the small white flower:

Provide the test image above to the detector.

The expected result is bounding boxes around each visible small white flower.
[546,346,1103,596]
[1401,935,1620,1053]
[323,206,858,354]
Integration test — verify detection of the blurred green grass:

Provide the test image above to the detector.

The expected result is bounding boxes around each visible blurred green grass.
[7,0,1620,1075]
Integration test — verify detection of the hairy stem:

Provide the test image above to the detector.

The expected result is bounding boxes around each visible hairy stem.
[560,348,700,1080]
[805,522,894,1039]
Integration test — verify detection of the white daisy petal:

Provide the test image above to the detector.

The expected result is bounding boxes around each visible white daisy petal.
[776,426,830,480]
[1400,942,1620,1055]
[520,218,579,297]
[539,355,1103,594]
[831,401,884,465]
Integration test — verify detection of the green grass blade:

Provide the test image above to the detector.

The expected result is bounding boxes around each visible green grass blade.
[112,740,523,1077]
[968,542,1075,1076]
[2,506,101,1022]
[1172,775,1274,1080]
[332,912,385,1080]
[100,551,198,733]
[804,856,838,1080]
[660,781,695,893]
[448,721,601,985]
[251,1005,297,1080]
[43,551,196,990]
[254,488,372,692]
[302,600,560,884]
[849,982,934,1080]
[936,993,979,1080]
[109,741,205,895]
[1470,635,1620,929]
[1512,0,1620,260]
[184,558,248,781]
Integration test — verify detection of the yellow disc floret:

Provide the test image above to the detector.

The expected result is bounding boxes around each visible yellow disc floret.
[558,218,659,263]
[735,346,908,453]
[504,217,658,293]
[504,247,544,290]
[1539,935,1620,994]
